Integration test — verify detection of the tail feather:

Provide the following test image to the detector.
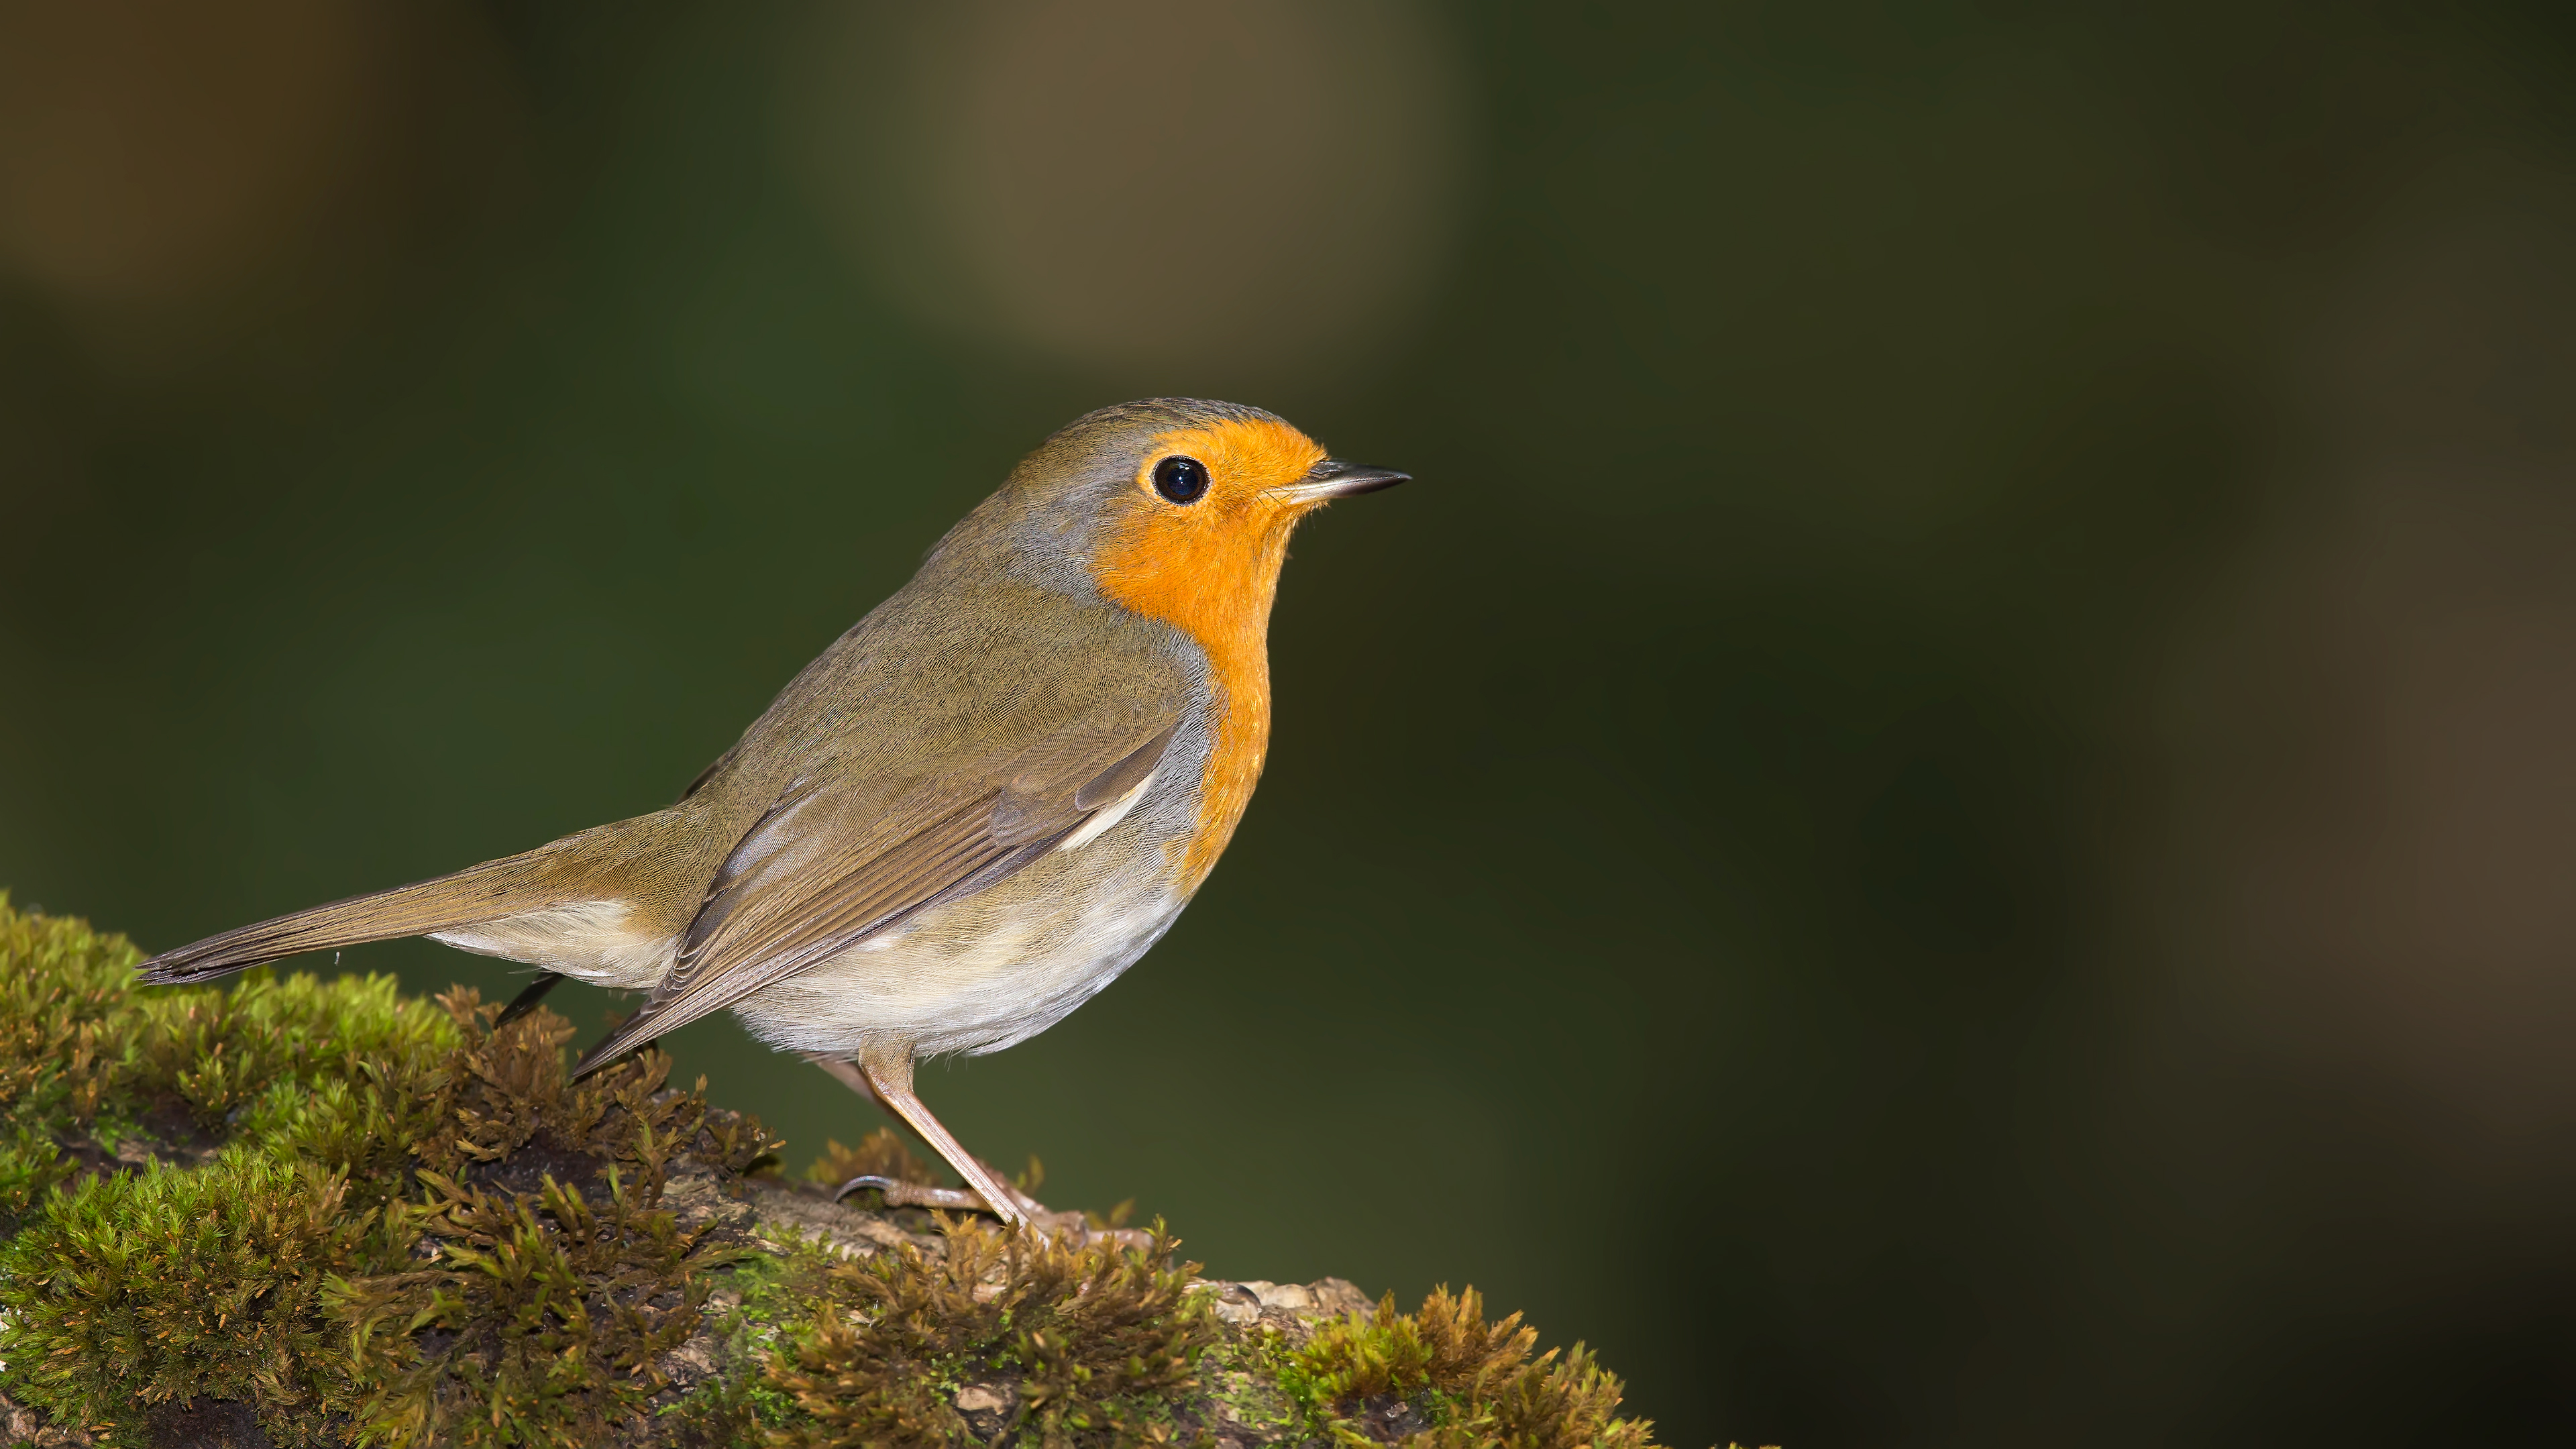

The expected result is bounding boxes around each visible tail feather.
[138,854,572,987]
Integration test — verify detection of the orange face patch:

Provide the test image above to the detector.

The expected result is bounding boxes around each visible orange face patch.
[1089,417,1330,889]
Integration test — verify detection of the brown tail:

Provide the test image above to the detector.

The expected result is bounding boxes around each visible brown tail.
[138,849,579,987]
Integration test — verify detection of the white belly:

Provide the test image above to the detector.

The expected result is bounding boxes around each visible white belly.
[725,882,1187,1059]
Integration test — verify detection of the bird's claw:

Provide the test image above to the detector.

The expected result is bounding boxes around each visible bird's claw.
[830,1173,899,1203]
[834,1174,1005,1216]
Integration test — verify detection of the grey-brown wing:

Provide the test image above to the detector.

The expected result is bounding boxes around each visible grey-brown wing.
[570,718,1178,1075]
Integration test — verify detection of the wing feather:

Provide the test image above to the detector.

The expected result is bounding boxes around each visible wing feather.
[571,710,1180,1075]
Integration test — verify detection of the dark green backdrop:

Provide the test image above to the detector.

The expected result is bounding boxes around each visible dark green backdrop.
[10,3,2576,1444]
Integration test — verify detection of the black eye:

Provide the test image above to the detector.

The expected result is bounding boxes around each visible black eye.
[1152,455,1210,504]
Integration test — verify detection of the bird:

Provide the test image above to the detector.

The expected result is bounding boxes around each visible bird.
[134,398,1405,1230]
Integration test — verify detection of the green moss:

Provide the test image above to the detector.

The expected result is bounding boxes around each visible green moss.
[127,971,458,1132]
[661,1366,807,1448]
[767,1217,1219,1448]
[0,899,786,1443]
[329,1166,739,1446]
[233,1065,449,1213]
[1287,1287,1658,1449]
[0,1116,80,1224]
[317,993,781,1446]
[655,1240,825,1445]
[0,1148,407,1444]
[1297,1285,1534,1406]
[411,988,780,1186]
[0,892,142,1134]
[0,897,1672,1449]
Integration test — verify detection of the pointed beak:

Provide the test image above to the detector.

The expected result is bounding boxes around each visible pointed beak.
[1272,458,1411,505]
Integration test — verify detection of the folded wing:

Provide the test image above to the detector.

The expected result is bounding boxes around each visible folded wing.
[570,716,1178,1075]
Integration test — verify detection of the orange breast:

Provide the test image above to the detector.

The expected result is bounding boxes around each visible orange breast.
[1089,417,1327,890]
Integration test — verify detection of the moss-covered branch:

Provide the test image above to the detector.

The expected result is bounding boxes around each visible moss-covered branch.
[0,897,1687,1449]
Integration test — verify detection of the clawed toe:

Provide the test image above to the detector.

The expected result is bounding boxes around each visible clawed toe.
[833,1175,1136,1244]
[833,1174,996,1214]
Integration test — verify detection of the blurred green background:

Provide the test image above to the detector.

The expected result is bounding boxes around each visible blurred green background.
[10,1,2576,1443]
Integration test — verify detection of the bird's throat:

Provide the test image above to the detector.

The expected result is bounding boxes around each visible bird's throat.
[1091,494,1312,889]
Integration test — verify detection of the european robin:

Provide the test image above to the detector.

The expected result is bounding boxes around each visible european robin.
[138,398,1406,1230]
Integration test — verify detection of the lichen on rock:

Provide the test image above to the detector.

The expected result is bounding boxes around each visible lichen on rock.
[0,896,1676,1448]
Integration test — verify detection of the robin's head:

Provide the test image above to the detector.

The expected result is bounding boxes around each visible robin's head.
[938,398,1406,649]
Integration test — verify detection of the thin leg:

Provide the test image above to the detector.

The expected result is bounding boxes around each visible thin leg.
[807,1055,883,1110]
[861,1051,1029,1232]
[810,1056,988,1213]
[809,1049,1030,1232]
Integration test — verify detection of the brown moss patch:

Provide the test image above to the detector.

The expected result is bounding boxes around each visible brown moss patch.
[769,1217,1218,1448]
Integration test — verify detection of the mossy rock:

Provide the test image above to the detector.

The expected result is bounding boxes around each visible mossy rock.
[0,896,1678,1449]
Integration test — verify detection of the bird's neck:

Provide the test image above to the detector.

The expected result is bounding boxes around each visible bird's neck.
[1091,521,1295,892]
[1183,607,1273,893]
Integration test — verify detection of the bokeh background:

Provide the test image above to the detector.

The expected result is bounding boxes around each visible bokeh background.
[7,1,2576,1442]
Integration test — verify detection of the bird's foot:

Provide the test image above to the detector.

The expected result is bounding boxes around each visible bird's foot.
[833,1173,1140,1244]
[834,1173,992,1214]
